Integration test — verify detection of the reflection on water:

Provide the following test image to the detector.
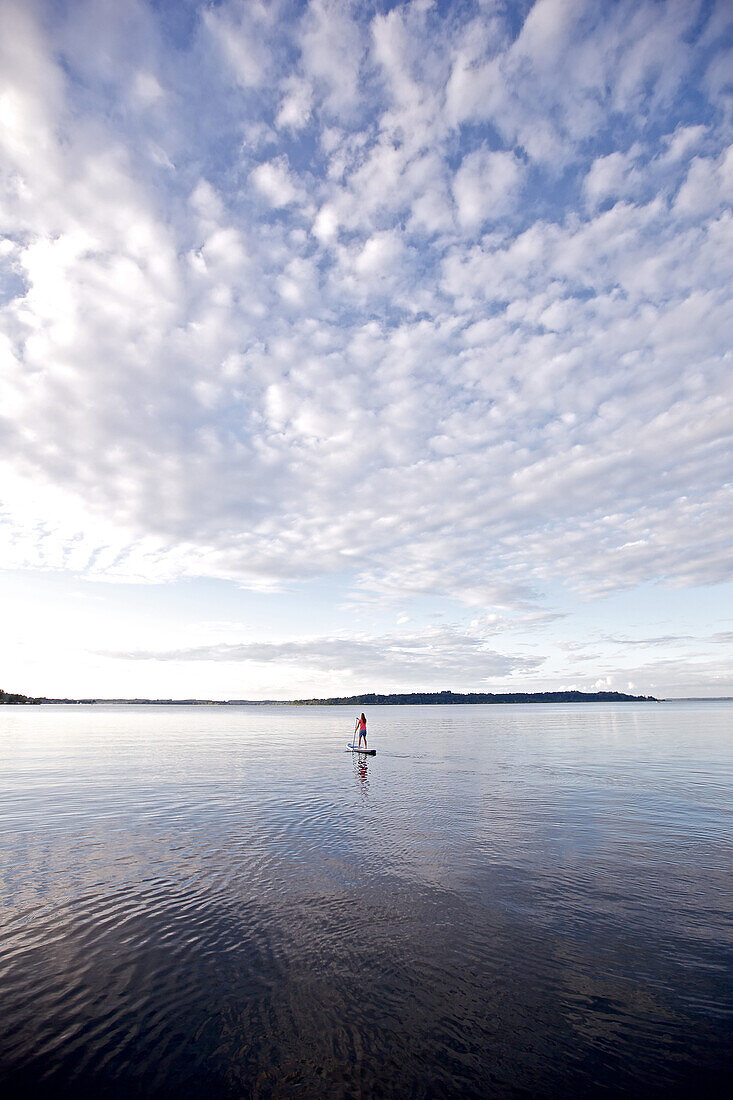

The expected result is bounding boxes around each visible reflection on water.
[353,754,369,797]
[0,702,732,1097]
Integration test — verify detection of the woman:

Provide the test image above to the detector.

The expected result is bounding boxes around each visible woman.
[355,712,367,749]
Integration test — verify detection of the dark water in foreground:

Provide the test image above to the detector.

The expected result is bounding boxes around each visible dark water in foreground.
[0,702,731,1098]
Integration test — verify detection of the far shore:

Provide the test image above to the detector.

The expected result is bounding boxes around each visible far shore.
[3,689,663,706]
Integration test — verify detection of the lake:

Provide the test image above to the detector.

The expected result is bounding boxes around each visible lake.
[0,701,731,1097]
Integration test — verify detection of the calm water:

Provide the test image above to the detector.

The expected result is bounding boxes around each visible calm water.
[0,702,731,1097]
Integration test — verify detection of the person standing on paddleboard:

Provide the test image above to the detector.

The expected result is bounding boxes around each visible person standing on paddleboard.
[355,712,367,749]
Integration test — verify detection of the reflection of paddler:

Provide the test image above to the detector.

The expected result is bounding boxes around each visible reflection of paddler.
[354,712,367,749]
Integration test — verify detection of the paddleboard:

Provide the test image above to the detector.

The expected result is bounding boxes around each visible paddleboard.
[348,743,377,755]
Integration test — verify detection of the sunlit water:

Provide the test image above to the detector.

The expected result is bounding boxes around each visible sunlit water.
[1,702,731,1097]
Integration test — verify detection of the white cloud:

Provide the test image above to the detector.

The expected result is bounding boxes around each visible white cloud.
[353,230,403,277]
[275,75,313,131]
[659,124,708,165]
[674,146,733,217]
[201,1,272,88]
[1,0,732,698]
[250,156,301,207]
[583,149,642,207]
[511,0,584,69]
[300,0,367,119]
[106,625,544,689]
[312,203,339,243]
[453,148,523,228]
[131,70,165,108]
[0,0,62,172]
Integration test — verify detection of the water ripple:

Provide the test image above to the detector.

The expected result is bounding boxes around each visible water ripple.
[1,702,732,1096]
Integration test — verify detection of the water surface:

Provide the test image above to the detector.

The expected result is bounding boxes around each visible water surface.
[1,702,731,1096]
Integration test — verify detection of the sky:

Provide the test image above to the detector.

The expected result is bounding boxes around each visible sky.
[0,0,731,700]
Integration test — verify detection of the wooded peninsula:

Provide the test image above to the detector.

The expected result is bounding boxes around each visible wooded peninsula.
[2,688,657,705]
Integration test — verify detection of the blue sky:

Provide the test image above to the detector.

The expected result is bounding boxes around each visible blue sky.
[0,0,731,699]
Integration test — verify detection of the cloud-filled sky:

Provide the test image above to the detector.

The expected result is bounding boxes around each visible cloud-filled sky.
[1,0,731,699]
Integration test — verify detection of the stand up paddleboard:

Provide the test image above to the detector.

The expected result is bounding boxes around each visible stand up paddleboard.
[348,743,377,756]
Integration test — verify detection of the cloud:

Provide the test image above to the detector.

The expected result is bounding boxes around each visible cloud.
[312,203,339,244]
[250,156,302,207]
[453,148,523,229]
[130,70,165,109]
[104,626,544,689]
[275,75,313,131]
[201,0,273,89]
[353,230,404,277]
[597,634,694,648]
[674,147,733,217]
[299,0,367,120]
[659,124,708,165]
[593,656,733,699]
[583,149,642,207]
[0,0,731,631]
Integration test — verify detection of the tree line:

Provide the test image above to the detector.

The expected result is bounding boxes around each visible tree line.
[292,689,657,705]
[0,688,42,705]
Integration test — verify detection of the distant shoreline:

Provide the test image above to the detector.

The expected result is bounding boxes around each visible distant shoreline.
[3,689,663,705]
